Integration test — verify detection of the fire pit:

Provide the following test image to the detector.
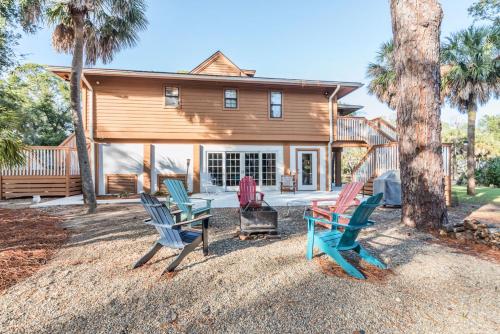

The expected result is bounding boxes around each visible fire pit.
[239,203,278,235]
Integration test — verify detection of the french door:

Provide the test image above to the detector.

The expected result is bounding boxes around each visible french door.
[297,151,317,191]
[206,152,277,191]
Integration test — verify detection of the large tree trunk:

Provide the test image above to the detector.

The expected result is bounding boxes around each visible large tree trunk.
[466,104,476,195]
[70,12,97,214]
[391,0,448,229]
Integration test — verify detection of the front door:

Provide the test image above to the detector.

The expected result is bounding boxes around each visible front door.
[297,151,317,191]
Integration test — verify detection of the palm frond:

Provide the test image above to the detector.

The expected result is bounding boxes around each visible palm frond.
[0,130,25,168]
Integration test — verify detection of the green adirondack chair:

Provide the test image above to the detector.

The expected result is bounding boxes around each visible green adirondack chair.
[163,178,212,222]
[305,193,387,279]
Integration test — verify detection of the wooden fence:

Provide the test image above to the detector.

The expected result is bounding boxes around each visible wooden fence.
[0,146,81,199]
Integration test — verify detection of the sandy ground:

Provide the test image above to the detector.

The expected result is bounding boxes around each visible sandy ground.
[0,203,499,334]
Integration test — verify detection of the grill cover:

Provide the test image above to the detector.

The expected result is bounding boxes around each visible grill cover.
[373,170,401,206]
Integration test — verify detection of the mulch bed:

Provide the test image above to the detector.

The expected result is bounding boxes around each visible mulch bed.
[316,257,394,283]
[0,209,69,292]
[428,232,500,264]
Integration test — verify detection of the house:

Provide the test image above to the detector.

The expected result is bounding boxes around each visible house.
[44,51,450,200]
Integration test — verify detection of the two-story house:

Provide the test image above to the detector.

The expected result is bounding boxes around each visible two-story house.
[49,51,395,196]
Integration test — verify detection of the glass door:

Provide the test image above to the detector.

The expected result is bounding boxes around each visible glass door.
[297,151,317,191]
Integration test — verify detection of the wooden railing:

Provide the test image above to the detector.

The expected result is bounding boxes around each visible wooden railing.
[371,117,398,140]
[336,117,394,145]
[352,143,452,183]
[1,146,79,176]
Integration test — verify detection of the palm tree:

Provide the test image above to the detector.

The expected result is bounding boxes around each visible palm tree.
[366,40,397,110]
[19,0,148,213]
[442,25,499,196]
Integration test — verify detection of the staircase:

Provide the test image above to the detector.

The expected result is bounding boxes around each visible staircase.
[344,117,452,204]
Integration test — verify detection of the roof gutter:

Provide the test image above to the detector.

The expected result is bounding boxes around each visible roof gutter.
[328,85,341,191]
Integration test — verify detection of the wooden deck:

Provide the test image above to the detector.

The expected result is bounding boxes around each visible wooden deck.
[0,145,82,199]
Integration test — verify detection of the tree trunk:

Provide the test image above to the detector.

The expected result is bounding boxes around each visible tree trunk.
[466,104,476,195]
[391,0,448,229]
[70,12,97,214]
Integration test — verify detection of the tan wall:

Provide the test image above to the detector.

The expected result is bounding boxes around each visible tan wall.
[87,76,331,142]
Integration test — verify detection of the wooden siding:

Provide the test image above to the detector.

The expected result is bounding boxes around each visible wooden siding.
[106,174,137,194]
[157,174,187,194]
[195,56,243,76]
[0,175,81,199]
[89,76,331,142]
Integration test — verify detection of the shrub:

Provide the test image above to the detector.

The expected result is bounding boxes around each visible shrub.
[475,157,500,187]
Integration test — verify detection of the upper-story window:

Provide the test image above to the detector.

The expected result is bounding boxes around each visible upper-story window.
[269,91,283,119]
[224,89,238,109]
[165,86,180,108]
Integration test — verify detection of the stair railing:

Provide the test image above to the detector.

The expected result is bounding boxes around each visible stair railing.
[337,117,394,146]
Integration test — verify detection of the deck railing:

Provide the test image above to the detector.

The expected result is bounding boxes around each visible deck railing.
[352,143,451,183]
[336,117,393,145]
[1,146,79,176]
[371,117,398,140]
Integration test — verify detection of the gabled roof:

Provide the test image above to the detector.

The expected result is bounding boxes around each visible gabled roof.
[190,51,254,77]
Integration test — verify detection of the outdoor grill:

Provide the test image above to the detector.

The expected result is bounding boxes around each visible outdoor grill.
[373,170,401,206]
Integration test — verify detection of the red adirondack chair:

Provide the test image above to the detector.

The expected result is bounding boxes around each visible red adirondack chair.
[310,181,363,227]
[237,176,265,208]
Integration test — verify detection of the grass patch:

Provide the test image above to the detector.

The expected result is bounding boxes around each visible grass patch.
[452,185,500,205]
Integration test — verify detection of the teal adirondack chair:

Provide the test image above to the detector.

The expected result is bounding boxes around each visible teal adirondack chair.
[305,193,387,279]
[163,178,212,222]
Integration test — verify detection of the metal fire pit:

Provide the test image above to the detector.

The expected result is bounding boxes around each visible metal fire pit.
[239,203,278,235]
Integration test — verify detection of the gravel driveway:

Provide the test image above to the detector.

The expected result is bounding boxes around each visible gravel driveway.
[0,204,498,334]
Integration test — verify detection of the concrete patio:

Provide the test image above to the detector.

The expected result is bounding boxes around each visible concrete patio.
[31,189,351,208]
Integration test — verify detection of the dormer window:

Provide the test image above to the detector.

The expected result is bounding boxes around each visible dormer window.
[224,89,238,109]
[269,91,283,119]
[165,86,180,108]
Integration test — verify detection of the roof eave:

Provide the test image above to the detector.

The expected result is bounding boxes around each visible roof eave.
[47,66,363,92]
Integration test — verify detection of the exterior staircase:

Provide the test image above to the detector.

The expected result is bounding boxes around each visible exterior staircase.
[338,116,451,204]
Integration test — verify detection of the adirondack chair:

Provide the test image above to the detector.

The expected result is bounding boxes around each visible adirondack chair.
[311,181,363,226]
[305,193,387,279]
[163,178,212,222]
[237,176,264,208]
[133,192,211,274]
[280,174,297,194]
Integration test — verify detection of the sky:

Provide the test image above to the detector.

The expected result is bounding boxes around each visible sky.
[15,0,499,124]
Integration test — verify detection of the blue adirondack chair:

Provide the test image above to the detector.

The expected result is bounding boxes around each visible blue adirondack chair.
[163,178,212,222]
[305,193,387,279]
[133,192,211,274]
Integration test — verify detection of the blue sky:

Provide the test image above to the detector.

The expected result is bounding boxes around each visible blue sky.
[16,0,498,123]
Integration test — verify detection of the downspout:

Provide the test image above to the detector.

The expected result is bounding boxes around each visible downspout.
[328,85,341,191]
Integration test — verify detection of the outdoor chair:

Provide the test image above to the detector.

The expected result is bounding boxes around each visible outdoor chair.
[304,193,387,279]
[237,176,264,208]
[280,174,297,194]
[163,178,212,222]
[310,181,363,227]
[133,192,211,274]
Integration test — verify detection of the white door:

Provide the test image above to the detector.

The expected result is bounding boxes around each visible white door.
[297,151,317,191]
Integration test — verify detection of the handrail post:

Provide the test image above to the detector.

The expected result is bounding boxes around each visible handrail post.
[65,147,70,196]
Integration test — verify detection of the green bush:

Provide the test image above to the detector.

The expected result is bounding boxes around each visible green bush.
[476,157,500,187]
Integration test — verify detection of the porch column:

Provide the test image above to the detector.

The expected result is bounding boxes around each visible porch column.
[333,147,343,187]
[143,144,152,193]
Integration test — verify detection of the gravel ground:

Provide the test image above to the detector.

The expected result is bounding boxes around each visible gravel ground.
[0,204,499,334]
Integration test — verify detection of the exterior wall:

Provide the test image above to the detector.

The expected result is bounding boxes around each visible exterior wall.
[152,144,194,192]
[290,145,327,191]
[98,143,144,195]
[87,75,331,142]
